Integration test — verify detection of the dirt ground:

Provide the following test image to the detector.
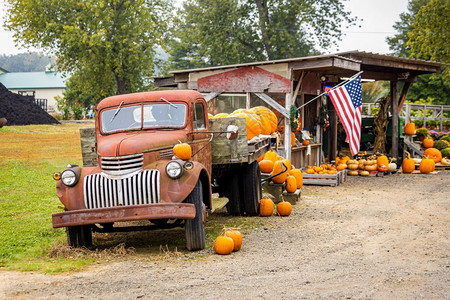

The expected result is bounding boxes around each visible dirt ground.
[1,172,449,299]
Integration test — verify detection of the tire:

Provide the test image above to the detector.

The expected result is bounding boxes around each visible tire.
[223,171,242,216]
[185,180,206,251]
[240,161,262,216]
[66,225,92,248]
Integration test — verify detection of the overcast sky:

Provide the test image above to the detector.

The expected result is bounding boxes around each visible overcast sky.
[0,0,409,56]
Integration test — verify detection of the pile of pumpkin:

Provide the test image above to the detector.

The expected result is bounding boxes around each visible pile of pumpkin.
[257,150,303,193]
[402,151,437,174]
[345,155,397,176]
[209,106,278,140]
[214,228,242,255]
[303,164,339,175]
[404,122,450,166]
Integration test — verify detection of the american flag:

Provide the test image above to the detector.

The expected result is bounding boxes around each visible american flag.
[328,74,362,156]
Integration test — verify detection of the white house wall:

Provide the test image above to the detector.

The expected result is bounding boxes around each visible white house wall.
[10,88,65,112]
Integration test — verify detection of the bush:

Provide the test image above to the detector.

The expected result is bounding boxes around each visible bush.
[433,140,448,150]
[415,128,429,137]
[441,148,450,158]
[412,119,423,127]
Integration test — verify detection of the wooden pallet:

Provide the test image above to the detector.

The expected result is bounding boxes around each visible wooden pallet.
[301,170,347,187]
[414,162,450,170]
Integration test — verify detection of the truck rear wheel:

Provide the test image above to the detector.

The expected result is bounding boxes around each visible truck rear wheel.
[240,161,262,216]
[185,180,206,251]
[223,172,242,216]
[66,225,92,248]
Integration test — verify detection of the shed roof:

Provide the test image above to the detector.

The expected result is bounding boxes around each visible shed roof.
[0,71,67,89]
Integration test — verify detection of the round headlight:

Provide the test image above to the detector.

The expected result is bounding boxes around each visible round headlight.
[165,161,183,179]
[61,170,78,186]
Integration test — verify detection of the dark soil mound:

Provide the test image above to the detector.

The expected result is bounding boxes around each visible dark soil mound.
[0,82,59,125]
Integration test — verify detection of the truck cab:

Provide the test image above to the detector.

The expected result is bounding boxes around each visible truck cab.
[53,90,213,250]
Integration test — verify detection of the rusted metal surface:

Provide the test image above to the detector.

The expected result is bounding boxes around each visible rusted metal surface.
[197,66,291,93]
[52,203,196,228]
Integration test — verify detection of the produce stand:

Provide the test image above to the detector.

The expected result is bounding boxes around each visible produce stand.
[290,143,321,168]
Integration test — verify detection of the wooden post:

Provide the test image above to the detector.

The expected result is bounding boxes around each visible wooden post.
[246,92,251,109]
[284,93,292,160]
[327,99,337,162]
[440,105,444,131]
[391,81,399,159]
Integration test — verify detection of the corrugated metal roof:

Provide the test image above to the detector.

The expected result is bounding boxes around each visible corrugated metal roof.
[0,71,67,89]
[169,54,361,74]
[169,51,445,74]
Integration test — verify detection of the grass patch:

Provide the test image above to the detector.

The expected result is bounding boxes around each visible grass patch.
[0,123,266,273]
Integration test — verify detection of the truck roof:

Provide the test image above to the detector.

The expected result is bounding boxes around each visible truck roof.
[96,90,205,110]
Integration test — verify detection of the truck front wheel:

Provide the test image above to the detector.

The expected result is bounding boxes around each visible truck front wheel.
[185,180,206,251]
[66,225,92,248]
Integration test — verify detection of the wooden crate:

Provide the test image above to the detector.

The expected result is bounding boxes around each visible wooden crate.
[301,170,347,187]
[80,127,98,167]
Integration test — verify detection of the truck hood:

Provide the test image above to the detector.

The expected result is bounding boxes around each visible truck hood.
[97,131,189,157]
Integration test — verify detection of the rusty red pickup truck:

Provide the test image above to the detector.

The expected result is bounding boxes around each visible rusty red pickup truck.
[52,90,269,250]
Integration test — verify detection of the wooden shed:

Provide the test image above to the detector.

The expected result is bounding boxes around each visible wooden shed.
[155,51,443,165]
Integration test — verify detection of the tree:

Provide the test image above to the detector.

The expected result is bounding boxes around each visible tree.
[168,0,358,70]
[0,52,52,72]
[5,0,173,103]
[386,0,449,105]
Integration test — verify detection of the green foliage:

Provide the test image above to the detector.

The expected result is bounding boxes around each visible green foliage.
[362,81,389,103]
[168,0,358,70]
[387,0,449,105]
[441,148,450,158]
[433,140,448,150]
[441,135,450,143]
[415,127,429,137]
[5,0,173,105]
[0,52,52,72]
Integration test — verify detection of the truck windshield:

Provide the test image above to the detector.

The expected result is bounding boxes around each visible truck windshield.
[101,103,187,133]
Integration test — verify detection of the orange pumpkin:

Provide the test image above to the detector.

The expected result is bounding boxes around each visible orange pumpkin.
[377,155,389,169]
[285,175,297,193]
[224,229,243,252]
[402,151,415,173]
[422,138,434,148]
[230,111,261,140]
[288,169,303,189]
[404,122,415,135]
[173,142,192,160]
[214,235,234,255]
[256,154,265,163]
[281,158,292,172]
[259,198,274,217]
[419,156,435,174]
[276,201,292,216]
[306,168,315,174]
[423,147,442,163]
[259,159,274,173]
[263,150,278,163]
[336,164,347,171]
[291,132,296,147]
[302,140,310,146]
[250,106,278,134]
[271,160,289,183]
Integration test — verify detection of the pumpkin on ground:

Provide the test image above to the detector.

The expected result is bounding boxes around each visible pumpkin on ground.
[259,159,274,173]
[422,138,434,148]
[404,122,415,135]
[423,148,442,163]
[419,156,435,174]
[224,229,243,252]
[285,175,297,193]
[173,142,192,160]
[276,201,292,216]
[214,235,234,255]
[289,169,303,189]
[377,155,389,169]
[259,198,274,217]
[402,151,415,173]
[271,160,289,183]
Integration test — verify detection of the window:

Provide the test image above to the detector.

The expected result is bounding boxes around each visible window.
[194,102,206,130]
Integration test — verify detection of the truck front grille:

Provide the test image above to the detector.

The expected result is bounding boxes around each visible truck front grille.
[83,170,160,209]
[101,153,143,176]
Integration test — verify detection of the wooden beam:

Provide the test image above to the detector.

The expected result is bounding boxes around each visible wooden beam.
[397,82,412,112]
[291,72,305,105]
[391,81,399,159]
[254,92,289,118]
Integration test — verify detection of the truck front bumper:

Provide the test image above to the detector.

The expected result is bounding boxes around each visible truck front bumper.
[52,203,196,228]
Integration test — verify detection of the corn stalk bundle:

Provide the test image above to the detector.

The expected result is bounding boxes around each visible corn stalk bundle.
[373,94,391,154]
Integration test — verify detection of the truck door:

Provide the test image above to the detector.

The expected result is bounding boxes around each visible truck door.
[192,101,212,175]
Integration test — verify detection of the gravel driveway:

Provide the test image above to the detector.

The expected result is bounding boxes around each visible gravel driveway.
[1,172,449,299]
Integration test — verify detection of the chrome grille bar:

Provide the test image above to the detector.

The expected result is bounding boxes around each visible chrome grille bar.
[83,170,160,209]
[101,153,144,176]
